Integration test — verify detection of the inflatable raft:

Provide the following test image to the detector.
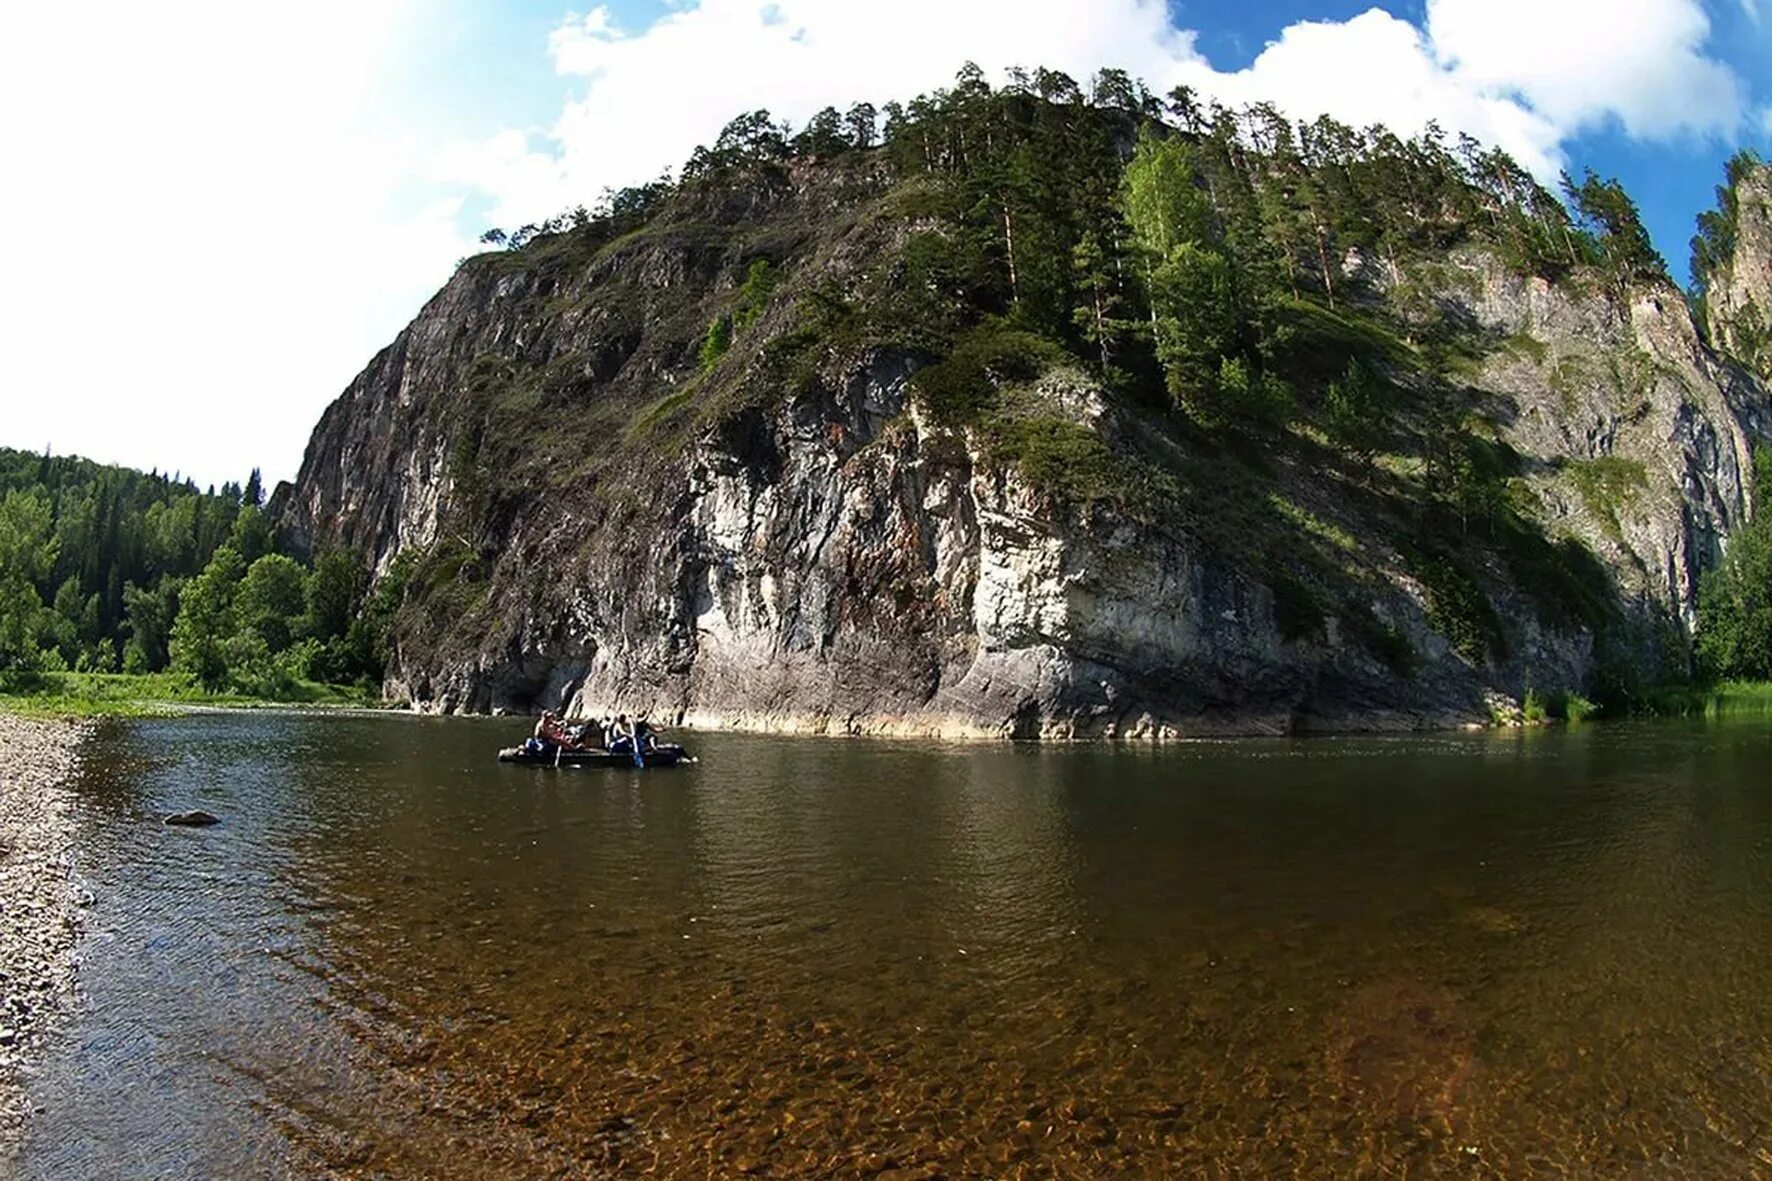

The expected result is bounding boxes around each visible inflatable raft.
[496,744,691,768]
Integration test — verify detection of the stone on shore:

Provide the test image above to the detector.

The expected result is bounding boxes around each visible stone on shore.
[0,712,95,1161]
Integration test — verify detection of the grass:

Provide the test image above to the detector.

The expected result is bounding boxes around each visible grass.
[1632,680,1772,719]
[982,416,1174,519]
[0,672,378,719]
[1500,332,1550,365]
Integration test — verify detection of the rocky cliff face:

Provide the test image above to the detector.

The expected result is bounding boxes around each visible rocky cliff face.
[1706,161,1772,382]
[279,153,1772,737]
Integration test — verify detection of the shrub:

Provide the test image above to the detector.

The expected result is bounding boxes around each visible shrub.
[1562,693,1600,723]
[698,317,732,372]
[733,259,780,332]
[1522,687,1548,725]
[912,324,1067,425]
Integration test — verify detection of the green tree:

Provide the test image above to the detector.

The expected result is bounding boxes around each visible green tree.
[0,491,57,672]
[235,553,307,653]
[793,107,848,156]
[304,548,366,643]
[1563,169,1664,283]
[1070,230,1136,375]
[122,577,181,673]
[229,504,273,564]
[170,545,245,688]
[1147,242,1239,414]
[1323,359,1390,461]
[1698,448,1772,679]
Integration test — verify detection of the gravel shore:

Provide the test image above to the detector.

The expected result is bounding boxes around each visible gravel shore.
[0,713,95,1161]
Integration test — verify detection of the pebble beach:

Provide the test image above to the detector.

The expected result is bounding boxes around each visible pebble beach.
[0,713,94,1161]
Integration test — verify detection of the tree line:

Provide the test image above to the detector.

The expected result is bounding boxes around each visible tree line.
[0,448,396,695]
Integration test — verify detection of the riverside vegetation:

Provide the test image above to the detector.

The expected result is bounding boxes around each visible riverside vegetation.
[0,449,393,714]
[8,70,1772,728]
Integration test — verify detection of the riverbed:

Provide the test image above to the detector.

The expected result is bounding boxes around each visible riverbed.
[13,713,1772,1177]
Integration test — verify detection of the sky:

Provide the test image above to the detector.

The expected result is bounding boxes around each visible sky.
[1,0,1769,488]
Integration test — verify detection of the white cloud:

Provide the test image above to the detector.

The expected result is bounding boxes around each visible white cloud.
[454,0,1192,228]
[451,0,1750,236]
[0,0,474,486]
[1426,0,1745,139]
[1175,10,1568,178]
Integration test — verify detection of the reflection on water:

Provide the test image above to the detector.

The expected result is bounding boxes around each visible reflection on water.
[18,716,1772,1177]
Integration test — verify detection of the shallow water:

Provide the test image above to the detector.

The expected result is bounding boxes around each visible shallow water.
[16,714,1772,1177]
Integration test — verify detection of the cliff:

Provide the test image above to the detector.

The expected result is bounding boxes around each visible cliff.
[1705,160,1772,382]
[278,103,1772,738]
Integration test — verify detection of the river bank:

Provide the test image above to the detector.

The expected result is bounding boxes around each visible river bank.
[0,713,95,1162]
[0,671,381,720]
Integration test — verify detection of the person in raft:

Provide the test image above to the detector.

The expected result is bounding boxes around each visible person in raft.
[607,714,636,755]
[522,711,570,755]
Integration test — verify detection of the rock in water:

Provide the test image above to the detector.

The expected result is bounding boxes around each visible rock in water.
[163,810,220,828]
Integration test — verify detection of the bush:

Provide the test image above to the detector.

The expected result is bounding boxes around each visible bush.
[1697,458,1772,680]
[1522,687,1548,725]
[912,323,1067,425]
[698,317,732,372]
[983,417,1166,517]
[1561,693,1600,723]
[733,259,780,332]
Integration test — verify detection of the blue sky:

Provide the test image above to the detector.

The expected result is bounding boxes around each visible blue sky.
[2,0,1769,485]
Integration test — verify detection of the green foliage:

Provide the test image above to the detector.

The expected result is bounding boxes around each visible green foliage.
[169,545,245,689]
[911,323,1067,425]
[236,554,308,653]
[733,259,781,332]
[1698,449,1772,680]
[1411,551,1504,665]
[1559,692,1600,723]
[1270,573,1326,643]
[0,490,57,673]
[1322,359,1390,459]
[0,670,374,718]
[699,316,733,372]
[1566,456,1648,535]
[0,447,253,676]
[981,416,1167,516]
[1521,686,1549,725]
[1345,604,1416,678]
[1494,518,1617,634]
[1562,169,1666,285]
[1689,148,1764,335]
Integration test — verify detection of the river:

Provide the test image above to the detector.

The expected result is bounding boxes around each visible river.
[14,713,1772,1177]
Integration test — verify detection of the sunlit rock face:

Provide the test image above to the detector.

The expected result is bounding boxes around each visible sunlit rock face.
[278,156,1772,737]
[1706,163,1772,384]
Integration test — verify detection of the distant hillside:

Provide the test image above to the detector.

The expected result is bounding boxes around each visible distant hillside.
[276,70,1772,735]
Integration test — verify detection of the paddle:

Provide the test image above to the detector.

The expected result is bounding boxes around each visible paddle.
[633,719,645,769]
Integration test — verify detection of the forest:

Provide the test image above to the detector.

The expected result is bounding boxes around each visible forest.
[0,448,397,699]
